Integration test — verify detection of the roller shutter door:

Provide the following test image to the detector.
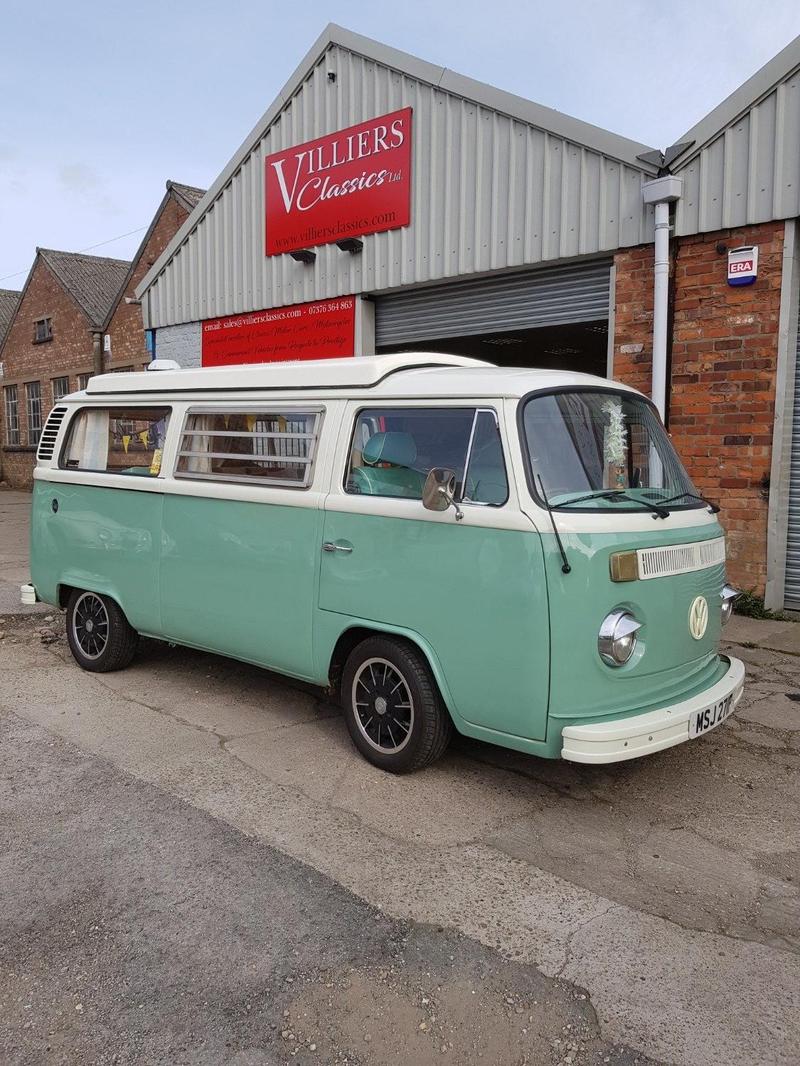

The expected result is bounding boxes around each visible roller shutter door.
[375,259,612,348]
[783,313,800,608]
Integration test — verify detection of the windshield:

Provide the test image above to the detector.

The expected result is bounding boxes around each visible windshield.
[521,390,700,510]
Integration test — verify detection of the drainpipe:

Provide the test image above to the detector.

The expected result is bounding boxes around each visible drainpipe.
[642,176,682,422]
[91,331,104,376]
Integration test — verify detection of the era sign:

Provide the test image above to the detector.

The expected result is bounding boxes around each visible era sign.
[265,108,412,256]
[201,297,356,366]
[727,245,758,286]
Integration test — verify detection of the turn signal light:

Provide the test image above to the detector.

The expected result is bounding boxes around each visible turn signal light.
[610,550,639,582]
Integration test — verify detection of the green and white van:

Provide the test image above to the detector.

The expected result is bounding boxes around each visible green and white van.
[25,353,744,772]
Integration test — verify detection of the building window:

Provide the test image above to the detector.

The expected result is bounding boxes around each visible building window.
[33,317,53,344]
[109,365,134,373]
[3,385,20,446]
[26,381,42,446]
[175,409,321,487]
[78,373,92,391]
[52,376,70,402]
[61,407,171,477]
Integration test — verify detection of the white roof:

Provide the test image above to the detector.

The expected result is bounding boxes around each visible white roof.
[81,353,639,401]
[87,353,490,394]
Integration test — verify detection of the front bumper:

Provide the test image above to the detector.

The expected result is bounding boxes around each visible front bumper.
[561,655,745,764]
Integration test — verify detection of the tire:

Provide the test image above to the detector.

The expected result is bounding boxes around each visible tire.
[341,636,452,773]
[66,589,138,673]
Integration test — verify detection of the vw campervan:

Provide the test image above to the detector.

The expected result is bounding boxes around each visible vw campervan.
[26,353,743,772]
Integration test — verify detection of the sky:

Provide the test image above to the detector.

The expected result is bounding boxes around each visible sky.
[2,0,800,288]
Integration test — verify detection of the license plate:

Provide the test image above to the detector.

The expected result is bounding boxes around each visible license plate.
[689,693,735,739]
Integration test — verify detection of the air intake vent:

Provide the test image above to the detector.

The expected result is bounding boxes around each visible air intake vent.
[637,537,726,580]
[36,406,68,462]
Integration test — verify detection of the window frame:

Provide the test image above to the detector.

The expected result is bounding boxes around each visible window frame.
[3,385,20,446]
[33,317,53,344]
[343,403,509,508]
[52,376,70,403]
[25,381,42,446]
[173,405,324,490]
[77,373,92,391]
[58,404,173,478]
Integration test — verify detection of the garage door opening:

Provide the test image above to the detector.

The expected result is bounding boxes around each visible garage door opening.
[378,319,608,376]
[373,259,612,376]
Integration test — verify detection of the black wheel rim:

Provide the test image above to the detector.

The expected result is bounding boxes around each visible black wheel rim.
[72,593,109,660]
[351,657,414,754]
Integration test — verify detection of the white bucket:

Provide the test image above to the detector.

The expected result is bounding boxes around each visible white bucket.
[20,583,37,606]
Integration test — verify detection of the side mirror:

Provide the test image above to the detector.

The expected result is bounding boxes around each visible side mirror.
[422,468,463,520]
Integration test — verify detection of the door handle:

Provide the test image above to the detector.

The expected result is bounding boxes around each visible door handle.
[322,541,353,553]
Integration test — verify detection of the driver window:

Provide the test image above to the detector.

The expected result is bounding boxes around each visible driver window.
[345,407,507,506]
[346,407,475,500]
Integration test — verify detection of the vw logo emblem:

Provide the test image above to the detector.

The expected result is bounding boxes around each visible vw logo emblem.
[688,595,709,640]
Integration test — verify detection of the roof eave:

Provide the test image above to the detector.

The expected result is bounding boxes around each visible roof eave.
[668,32,800,170]
[135,22,340,301]
[39,249,107,330]
[135,22,658,303]
[100,186,173,331]
[0,254,48,357]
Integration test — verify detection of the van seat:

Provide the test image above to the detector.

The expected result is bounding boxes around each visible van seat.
[350,431,426,499]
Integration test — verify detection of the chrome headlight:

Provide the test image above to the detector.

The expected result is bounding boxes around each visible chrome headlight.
[721,584,739,625]
[598,609,642,666]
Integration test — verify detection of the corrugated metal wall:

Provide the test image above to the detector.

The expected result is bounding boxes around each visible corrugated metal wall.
[144,44,653,330]
[783,290,800,609]
[375,260,611,346]
[674,68,800,237]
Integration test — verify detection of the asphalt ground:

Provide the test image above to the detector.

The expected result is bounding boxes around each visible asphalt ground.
[1,705,649,1066]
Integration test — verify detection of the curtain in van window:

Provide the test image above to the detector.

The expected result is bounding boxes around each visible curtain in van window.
[66,410,109,470]
[183,414,213,474]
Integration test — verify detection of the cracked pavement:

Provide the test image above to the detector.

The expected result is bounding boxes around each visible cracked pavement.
[1,490,799,1064]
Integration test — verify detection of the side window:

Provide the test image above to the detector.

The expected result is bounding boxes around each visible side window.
[345,407,507,505]
[463,411,509,505]
[61,407,171,477]
[175,409,320,487]
[26,381,42,446]
[4,385,20,446]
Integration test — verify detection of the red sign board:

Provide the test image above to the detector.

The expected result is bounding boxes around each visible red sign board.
[265,108,412,256]
[201,297,356,367]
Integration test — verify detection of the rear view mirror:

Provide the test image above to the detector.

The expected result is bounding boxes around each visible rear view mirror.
[423,468,463,520]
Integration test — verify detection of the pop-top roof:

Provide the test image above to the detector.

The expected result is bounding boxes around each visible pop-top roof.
[80,352,636,401]
[86,353,493,394]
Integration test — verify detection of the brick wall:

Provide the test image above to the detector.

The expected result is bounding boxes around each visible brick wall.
[612,245,655,397]
[105,198,191,368]
[0,259,96,489]
[613,220,784,594]
[0,193,193,489]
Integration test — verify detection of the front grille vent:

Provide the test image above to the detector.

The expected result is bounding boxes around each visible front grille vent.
[36,406,68,462]
[637,537,726,580]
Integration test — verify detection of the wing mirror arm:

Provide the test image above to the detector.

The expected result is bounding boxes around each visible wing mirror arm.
[422,468,464,521]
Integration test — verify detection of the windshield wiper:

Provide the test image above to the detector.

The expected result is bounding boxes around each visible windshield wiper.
[557,489,669,519]
[536,475,572,574]
[644,490,720,514]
